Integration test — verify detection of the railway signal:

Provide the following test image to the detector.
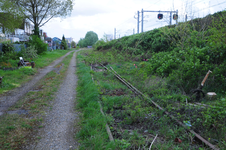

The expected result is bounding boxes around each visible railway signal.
[173,14,178,20]
[158,14,163,20]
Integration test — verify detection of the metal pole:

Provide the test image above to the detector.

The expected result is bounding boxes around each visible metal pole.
[176,10,178,25]
[170,11,172,25]
[114,28,116,39]
[141,9,143,33]
[137,11,139,34]
[185,14,187,22]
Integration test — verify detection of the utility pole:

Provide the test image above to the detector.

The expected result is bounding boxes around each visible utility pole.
[133,29,135,34]
[170,12,172,25]
[185,14,187,22]
[114,28,116,39]
[137,11,139,34]
[140,9,178,32]
[141,9,143,33]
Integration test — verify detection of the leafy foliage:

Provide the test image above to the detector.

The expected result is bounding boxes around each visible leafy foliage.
[1,41,14,53]
[10,0,74,36]
[71,41,76,48]
[18,45,38,60]
[93,10,226,94]
[78,31,98,48]
[28,35,48,54]
[60,35,68,50]
[0,0,24,33]
[84,31,98,46]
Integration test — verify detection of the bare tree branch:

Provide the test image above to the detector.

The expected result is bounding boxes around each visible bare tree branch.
[10,0,74,33]
[39,14,54,27]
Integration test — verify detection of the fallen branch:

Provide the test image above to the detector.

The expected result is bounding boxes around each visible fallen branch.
[149,134,158,150]
[98,101,114,142]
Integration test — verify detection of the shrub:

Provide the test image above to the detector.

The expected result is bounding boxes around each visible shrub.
[28,35,48,54]
[2,41,14,54]
[60,35,68,50]
[17,45,38,60]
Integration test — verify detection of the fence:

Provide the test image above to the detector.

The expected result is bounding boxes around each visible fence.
[0,43,26,52]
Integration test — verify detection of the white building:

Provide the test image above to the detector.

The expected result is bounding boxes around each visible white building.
[66,37,73,43]
[0,19,34,42]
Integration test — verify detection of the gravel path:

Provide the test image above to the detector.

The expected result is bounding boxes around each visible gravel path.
[23,51,79,150]
[0,51,74,116]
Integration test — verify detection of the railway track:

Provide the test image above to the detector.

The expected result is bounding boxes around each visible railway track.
[91,63,220,150]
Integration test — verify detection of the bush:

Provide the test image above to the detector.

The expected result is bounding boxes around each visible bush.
[61,40,68,50]
[17,45,38,60]
[2,41,14,53]
[93,40,105,50]
[28,35,48,54]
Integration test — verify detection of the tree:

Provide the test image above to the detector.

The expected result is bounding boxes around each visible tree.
[0,0,24,34]
[12,0,74,36]
[77,31,98,48]
[84,31,98,46]
[61,35,68,50]
[71,41,76,48]
[77,38,86,48]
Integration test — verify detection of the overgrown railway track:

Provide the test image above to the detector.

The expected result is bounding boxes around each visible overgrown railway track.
[91,63,220,150]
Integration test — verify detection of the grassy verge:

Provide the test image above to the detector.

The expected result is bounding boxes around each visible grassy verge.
[76,51,116,150]
[0,49,72,94]
[0,52,74,150]
[77,49,226,149]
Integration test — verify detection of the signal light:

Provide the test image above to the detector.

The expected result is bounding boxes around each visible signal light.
[173,14,178,20]
[157,14,163,20]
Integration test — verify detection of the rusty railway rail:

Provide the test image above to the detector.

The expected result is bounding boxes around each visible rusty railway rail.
[100,63,219,150]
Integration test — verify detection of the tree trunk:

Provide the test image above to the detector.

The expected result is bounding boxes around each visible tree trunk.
[34,24,40,37]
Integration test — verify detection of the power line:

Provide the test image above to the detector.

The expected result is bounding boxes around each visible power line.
[144,0,163,10]
[192,0,207,6]
[193,1,226,13]
[115,17,135,28]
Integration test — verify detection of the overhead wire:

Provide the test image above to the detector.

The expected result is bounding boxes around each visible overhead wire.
[115,0,162,36]
[193,1,226,13]
[116,0,225,37]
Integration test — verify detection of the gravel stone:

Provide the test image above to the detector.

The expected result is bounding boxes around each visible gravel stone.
[23,51,80,150]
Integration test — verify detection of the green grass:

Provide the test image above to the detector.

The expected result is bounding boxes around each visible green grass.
[32,49,72,68]
[76,52,116,150]
[0,52,74,149]
[0,49,72,94]
[76,49,226,149]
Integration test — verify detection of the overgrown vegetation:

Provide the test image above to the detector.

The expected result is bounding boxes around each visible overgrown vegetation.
[76,52,116,150]
[28,35,48,54]
[76,11,226,149]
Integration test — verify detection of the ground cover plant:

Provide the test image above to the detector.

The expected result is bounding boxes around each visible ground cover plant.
[76,10,226,149]
[76,50,116,150]
[0,53,73,150]
[0,49,71,94]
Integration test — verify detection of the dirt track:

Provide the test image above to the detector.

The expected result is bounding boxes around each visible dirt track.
[22,51,79,150]
[0,50,74,116]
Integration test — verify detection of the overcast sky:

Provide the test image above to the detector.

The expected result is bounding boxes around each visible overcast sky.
[41,0,226,42]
